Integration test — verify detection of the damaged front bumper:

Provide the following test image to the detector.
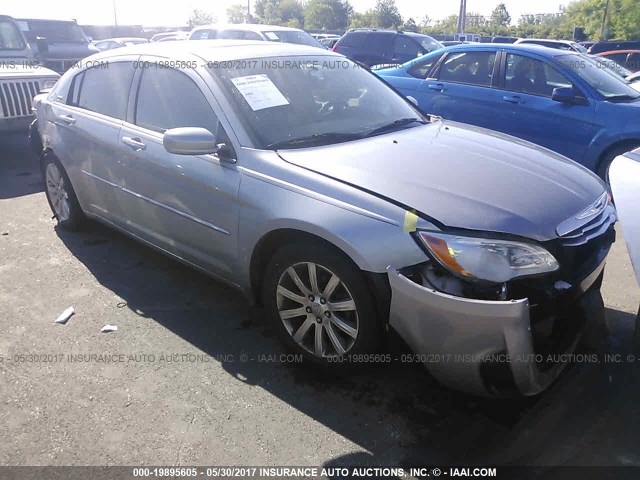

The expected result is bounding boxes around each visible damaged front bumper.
[387,257,608,397]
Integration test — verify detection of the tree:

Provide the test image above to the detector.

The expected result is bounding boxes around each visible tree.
[188,9,216,28]
[419,14,432,28]
[349,10,375,28]
[490,3,511,28]
[402,17,418,32]
[304,1,336,29]
[373,0,402,28]
[303,0,352,30]
[227,4,248,23]
[280,0,304,27]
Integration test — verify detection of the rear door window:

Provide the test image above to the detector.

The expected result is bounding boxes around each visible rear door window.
[336,31,367,48]
[437,51,497,87]
[192,29,217,40]
[218,30,244,40]
[71,62,134,119]
[393,36,421,59]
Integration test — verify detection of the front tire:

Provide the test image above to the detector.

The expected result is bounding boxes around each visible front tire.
[262,242,381,366]
[42,152,85,231]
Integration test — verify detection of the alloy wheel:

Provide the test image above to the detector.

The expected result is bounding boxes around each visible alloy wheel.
[276,262,359,357]
[45,162,71,222]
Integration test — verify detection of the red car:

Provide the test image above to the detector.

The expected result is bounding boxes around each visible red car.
[596,50,640,72]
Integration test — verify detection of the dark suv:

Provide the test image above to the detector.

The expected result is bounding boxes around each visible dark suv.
[16,18,99,73]
[333,29,443,67]
[588,40,640,54]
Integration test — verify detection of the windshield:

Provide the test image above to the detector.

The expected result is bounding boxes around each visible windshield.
[209,55,424,149]
[571,43,588,53]
[416,35,444,53]
[591,56,632,78]
[21,20,87,43]
[262,31,322,48]
[557,53,640,100]
[0,20,26,50]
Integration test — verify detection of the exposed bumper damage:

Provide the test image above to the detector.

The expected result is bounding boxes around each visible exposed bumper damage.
[388,227,613,397]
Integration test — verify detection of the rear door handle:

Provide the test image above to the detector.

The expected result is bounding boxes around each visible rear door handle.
[59,114,76,125]
[427,83,444,92]
[502,95,522,104]
[122,136,146,151]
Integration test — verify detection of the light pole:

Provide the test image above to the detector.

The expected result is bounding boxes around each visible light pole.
[457,0,467,34]
[600,0,610,40]
[113,0,118,27]
[246,0,251,23]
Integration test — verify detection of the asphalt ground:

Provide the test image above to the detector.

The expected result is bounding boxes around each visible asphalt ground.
[1,132,639,473]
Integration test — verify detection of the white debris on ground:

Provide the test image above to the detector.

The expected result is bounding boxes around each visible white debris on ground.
[101,324,118,333]
[54,306,75,325]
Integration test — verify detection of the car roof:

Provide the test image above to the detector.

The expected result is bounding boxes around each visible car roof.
[191,23,303,33]
[98,37,147,43]
[598,49,640,54]
[89,39,338,62]
[437,42,577,57]
[517,38,575,45]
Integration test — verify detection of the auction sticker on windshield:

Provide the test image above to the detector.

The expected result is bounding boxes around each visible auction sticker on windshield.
[231,74,289,111]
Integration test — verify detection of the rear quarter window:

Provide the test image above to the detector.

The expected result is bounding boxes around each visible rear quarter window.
[336,31,367,48]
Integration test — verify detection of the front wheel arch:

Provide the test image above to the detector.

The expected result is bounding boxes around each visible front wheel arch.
[597,140,640,182]
[249,229,391,323]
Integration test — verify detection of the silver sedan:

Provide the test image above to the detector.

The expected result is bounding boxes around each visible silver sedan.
[32,40,615,396]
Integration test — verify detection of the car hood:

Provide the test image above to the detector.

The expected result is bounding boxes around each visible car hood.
[277,121,606,241]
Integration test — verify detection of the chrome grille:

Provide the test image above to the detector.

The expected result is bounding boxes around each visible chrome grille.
[0,80,41,119]
[556,192,616,247]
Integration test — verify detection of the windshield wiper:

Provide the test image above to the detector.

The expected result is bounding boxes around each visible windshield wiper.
[361,117,427,137]
[267,132,363,149]
[604,94,640,102]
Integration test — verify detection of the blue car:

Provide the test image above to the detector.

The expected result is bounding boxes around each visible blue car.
[376,43,640,179]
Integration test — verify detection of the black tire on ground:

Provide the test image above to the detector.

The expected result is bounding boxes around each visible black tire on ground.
[262,241,381,367]
[597,143,640,183]
[41,151,85,231]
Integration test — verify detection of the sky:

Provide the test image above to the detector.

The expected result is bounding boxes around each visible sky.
[3,0,574,27]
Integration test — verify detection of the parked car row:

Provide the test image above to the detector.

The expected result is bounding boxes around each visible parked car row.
[375,43,640,180]
[28,39,619,398]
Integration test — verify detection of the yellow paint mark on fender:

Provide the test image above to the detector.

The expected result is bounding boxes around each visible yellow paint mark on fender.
[403,210,418,233]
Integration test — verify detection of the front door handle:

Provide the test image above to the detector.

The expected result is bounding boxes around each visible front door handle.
[59,114,76,125]
[427,83,444,92]
[122,136,146,151]
[502,95,523,104]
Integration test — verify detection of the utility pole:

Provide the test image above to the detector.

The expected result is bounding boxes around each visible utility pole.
[600,0,610,40]
[246,0,251,23]
[457,0,467,34]
[113,0,118,27]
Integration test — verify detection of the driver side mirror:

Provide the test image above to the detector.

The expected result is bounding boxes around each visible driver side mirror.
[163,127,219,155]
[551,86,576,104]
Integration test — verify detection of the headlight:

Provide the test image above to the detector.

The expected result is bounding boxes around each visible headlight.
[418,231,559,283]
[42,79,57,89]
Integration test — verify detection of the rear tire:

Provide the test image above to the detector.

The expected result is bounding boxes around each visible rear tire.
[41,152,85,231]
[262,241,381,367]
